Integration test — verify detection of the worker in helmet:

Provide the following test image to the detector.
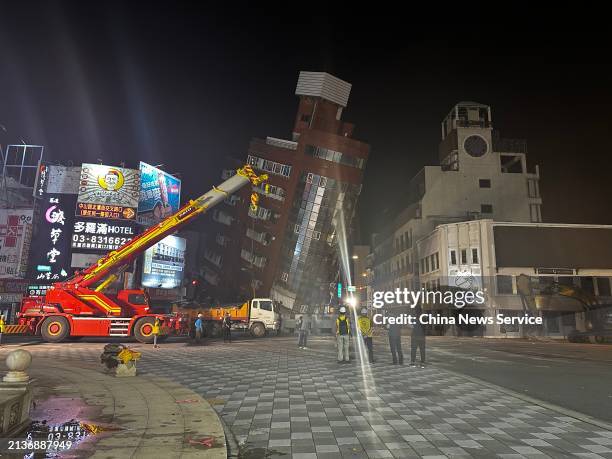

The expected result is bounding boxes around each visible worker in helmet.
[358,308,374,363]
[336,306,351,363]
[194,313,204,344]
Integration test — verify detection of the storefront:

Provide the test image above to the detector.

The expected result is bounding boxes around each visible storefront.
[0,280,29,322]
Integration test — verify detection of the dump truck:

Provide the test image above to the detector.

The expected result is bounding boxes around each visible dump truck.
[172,298,280,338]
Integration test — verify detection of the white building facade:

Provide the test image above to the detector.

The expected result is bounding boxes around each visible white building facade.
[417,220,612,338]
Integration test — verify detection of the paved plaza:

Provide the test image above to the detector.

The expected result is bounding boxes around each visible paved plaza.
[4,335,612,458]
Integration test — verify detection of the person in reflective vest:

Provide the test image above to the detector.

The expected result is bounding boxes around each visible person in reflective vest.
[336,307,350,363]
[152,318,161,349]
[0,315,5,345]
[358,308,374,363]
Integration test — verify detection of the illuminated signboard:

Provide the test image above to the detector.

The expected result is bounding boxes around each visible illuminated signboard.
[27,194,75,282]
[27,284,51,297]
[71,219,137,251]
[0,209,34,279]
[141,235,186,289]
[137,162,181,226]
[77,163,140,221]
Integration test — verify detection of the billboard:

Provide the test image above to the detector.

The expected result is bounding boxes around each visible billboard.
[137,162,181,226]
[71,219,137,251]
[77,163,140,221]
[35,164,81,198]
[0,209,33,279]
[141,235,186,289]
[27,194,76,282]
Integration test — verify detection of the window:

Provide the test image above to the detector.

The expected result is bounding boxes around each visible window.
[527,178,539,198]
[260,300,273,311]
[530,204,541,222]
[471,248,479,264]
[460,249,467,264]
[581,277,595,295]
[434,252,439,270]
[247,154,291,178]
[479,179,491,188]
[481,204,493,214]
[496,275,513,294]
[450,250,457,266]
[597,278,611,296]
[128,294,147,305]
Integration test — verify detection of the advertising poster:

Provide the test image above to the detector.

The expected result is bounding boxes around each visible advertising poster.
[77,163,140,221]
[0,209,34,279]
[141,235,186,289]
[27,194,76,282]
[137,162,181,226]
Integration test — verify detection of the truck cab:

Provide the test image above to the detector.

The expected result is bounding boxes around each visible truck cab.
[249,298,280,336]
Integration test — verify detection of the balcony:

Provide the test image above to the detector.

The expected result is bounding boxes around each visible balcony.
[204,271,219,286]
[215,233,230,247]
[248,205,272,221]
[212,210,233,226]
[204,250,223,269]
[224,195,241,206]
[240,248,267,268]
[246,228,271,246]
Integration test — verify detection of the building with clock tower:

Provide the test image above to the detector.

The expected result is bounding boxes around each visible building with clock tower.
[370,100,543,302]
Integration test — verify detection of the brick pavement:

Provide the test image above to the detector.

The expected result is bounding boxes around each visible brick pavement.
[5,337,612,458]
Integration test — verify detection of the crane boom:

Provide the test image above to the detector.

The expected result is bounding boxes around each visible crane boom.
[64,165,267,289]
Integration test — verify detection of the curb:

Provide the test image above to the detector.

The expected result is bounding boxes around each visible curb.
[26,362,228,458]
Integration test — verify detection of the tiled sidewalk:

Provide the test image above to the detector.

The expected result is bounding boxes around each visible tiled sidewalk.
[135,338,612,459]
[6,338,612,458]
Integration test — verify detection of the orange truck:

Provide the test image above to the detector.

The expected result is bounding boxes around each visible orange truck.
[173,298,280,338]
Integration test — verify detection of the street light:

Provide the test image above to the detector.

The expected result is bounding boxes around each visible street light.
[352,255,359,260]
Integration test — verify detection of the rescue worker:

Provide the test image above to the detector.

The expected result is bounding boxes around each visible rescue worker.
[357,308,374,363]
[388,314,404,365]
[222,311,232,343]
[336,306,351,363]
[194,313,204,344]
[0,315,5,345]
[410,305,426,368]
[298,314,310,349]
[152,318,161,348]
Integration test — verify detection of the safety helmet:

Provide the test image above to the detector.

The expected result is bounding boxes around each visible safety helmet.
[339,306,347,313]
[361,308,368,315]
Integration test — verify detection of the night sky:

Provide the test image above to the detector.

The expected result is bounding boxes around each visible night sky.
[1,4,610,240]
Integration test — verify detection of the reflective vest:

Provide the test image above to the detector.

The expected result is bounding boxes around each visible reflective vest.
[336,315,350,335]
[152,321,161,335]
[358,316,372,338]
[0,317,4,333]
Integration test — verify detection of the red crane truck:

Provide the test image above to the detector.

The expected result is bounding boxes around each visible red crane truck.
[14,165,268,343]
